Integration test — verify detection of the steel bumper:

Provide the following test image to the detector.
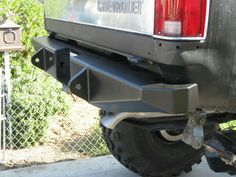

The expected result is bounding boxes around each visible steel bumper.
[32,37,199,114]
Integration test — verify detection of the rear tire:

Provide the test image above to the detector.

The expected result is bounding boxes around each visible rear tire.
[102,121,203,177]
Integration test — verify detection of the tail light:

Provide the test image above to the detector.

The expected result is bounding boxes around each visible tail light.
[154,0,209,39]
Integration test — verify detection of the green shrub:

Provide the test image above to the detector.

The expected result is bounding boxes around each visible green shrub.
[220,121,236,130]
[1,0,70,148]
[8,70,69,148]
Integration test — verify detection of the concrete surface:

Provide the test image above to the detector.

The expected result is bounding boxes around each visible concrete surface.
[0,155,231,177]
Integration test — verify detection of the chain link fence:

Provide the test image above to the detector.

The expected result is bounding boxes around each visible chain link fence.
[0,71,109,170]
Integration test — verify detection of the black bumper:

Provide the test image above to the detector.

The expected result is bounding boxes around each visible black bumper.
[32,37,199,114]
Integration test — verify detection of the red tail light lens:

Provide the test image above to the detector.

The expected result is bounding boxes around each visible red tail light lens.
[154,0,208,38]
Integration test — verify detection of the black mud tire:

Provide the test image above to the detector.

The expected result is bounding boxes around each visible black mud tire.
[102,121,203,177]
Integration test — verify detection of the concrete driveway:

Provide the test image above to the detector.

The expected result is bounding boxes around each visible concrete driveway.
[0,155,231,177]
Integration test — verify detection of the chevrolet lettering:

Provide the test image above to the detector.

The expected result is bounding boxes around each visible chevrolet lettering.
[97,0,143,14]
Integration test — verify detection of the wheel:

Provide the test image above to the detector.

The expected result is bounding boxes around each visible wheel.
[102,121,203,177]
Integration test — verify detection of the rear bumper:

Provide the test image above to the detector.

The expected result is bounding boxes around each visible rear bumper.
[32,37,199,114]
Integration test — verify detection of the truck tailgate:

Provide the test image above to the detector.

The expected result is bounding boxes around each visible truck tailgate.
[45,0,154,35]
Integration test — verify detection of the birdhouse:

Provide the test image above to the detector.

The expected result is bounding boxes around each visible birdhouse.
[0,20,22,52]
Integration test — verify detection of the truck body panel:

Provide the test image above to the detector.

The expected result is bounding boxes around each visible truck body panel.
[40,0,236,114]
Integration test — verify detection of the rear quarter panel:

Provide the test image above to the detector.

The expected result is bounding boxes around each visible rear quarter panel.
[176,0,236,112]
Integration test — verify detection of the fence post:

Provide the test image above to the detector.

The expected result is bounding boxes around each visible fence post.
[0,68,6,163]
[4,51,11,103]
